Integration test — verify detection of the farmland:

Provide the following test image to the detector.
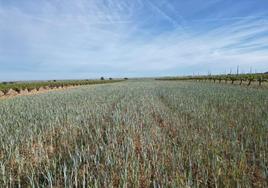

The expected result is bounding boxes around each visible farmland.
[0,80,267,187]
[0,79,122,97]
[158,73,268,86]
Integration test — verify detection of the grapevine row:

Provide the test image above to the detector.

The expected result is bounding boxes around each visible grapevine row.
[0,79,122,95]
[157,73,268,86]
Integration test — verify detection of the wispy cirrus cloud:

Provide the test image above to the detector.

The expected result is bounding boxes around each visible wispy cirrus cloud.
[0,0,268,81]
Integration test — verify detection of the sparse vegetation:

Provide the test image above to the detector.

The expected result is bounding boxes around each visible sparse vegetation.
[0,80,267,187]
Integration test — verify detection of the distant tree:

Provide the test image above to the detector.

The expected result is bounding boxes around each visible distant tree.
[124,78,128,80]
[53,80,57,82]
[100,77,105,80]
[109,78,113,80]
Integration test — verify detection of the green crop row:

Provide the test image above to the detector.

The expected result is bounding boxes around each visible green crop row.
[0,79,123,94]
[0,81,267,187]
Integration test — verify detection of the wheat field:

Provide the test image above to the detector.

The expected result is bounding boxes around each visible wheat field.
[0,80,267,187]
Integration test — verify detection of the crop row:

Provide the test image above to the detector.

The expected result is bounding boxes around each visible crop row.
[0,79,123,94]
[157,73,268,86]
[0,81,267,187]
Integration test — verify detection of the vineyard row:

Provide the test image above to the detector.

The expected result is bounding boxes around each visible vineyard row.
[0,79,123,96]
[157,73,268,86]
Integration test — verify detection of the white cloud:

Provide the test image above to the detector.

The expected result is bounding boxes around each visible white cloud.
[0,0,268,80]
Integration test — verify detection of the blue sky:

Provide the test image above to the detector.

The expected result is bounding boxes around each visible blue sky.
[0,0,268,81]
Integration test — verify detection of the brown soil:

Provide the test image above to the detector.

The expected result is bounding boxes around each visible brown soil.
[0,90,4,97]
[38,87,45,92]
[19,89,29,95]
[31,88,38,93]
[6,89,18,96]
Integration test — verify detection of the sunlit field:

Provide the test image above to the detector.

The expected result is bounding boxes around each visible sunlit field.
[0,80,267,187]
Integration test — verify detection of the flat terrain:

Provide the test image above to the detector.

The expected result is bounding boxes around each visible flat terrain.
[0,80,267,187]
